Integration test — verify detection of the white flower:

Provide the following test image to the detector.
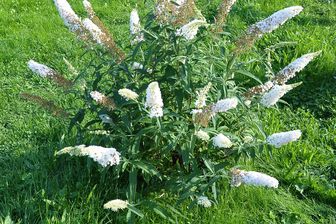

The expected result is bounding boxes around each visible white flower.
[118,88,139,101]
[99,114,112,124]
[82,18,104,44]
[213,134,233,148]
[131,62,153,73]
[197,196,211,208]
[28,60,55,78]
[231,169,279,188]
[54,0,82,32]
[195,83,212,109]
[57,145,121,167]
[274,51,321,85]
[267,130,302,148]
[195,130,210,141]
[175,0,187,6]
[212,98,238,113]
[243,135,254,143]
[191,109,203,115]
[89,130,110,136]
[83,0,94,18]
[176,19,208,40]
[130,9,144,44]
[104,199,128,212]
[145,82,164,118]
[260,83,299,107]
[90,91,104,103]
[249,6,303,35]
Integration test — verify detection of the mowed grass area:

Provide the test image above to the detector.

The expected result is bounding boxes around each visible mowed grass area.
[0,0,335,223]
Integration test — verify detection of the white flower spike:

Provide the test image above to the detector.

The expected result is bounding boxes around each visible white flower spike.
[118,88,139,101]
[54,0,83,32]
[197,196,212,208]
[195,130,210,141]
[267,130,302,148]
[213,134,233,148]
[274,51,321,85]
[130,9,144,44]
[145,82,164,118]
[57,145,121,167]
[104,199,128,212]
[28,60,55,78]
[260,83,301,107]
[212,98,238,113]
[176,19,208,40]
[248,6,303,36]
[231,169,279,188]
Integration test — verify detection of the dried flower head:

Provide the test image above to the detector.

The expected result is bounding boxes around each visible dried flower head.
[197,196,212,208]
[195,83,212,109]
[231,168,279,188]
[212,97,238,113]
[260,83,301,107]
[130,9,144,44]
[57,145,121,167]
[195,130,210,141]
[215,0,237,31]
[118,88,139,101]
[267,130,302,148]
[90,91,116,111]
[213,133,233,148]
[104,199,128,212]
[54,0,83,33]
[145,82,164,118]
[20,93,69,118]
[176,19,208,40]
[244,81,274,99]
[272,51,321,85]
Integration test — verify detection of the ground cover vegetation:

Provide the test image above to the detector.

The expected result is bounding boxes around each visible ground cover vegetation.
[0,0,335,223]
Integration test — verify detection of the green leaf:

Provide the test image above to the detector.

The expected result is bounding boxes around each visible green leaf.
[127,204,144,218]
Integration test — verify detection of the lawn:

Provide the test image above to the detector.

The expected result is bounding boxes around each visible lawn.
[0,0,335,223]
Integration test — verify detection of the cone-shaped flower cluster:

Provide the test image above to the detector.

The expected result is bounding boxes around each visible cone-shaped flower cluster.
[260,83,301,107]
[195,130,210,141]
[273,51,321,85]
[54,0,83,33]
[145,82,164,118]
[130,9,144,44]
[267,130,302,148]
[213,134,233,148]
[83,18,105,45]
[118,88,139,101]
[57,145,121,167]
[212,98,238,113]
[103,199,128,211]
[195,83,212,109]
[28,60,56,78]
[176,19,208,40]
[231,169,279,188]
[197,196,212,207]
[248,6,303,36]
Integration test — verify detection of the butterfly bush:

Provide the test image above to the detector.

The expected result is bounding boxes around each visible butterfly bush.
[23,0,321,222]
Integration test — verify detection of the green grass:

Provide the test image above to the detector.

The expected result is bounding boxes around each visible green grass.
[1,0,335,223]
